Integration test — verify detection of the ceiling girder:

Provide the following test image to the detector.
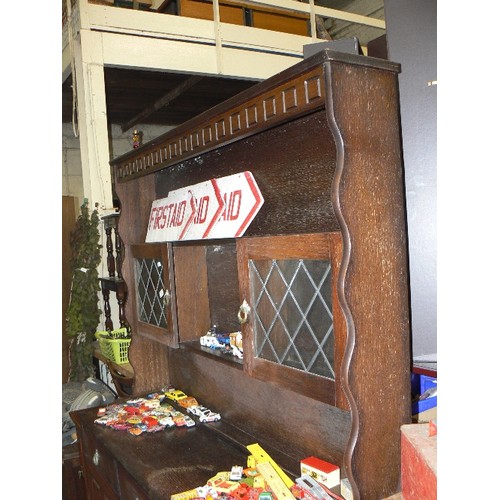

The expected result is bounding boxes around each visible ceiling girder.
[121,74,204,132]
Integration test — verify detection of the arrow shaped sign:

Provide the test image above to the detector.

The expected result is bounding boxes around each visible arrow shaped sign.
[180,178,225,241]
[208,171,264,239]
[146,188,195,243]
[146,171,264,243]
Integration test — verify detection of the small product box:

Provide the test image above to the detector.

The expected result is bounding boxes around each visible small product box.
[300,456,340,489]
[230,331,243,350]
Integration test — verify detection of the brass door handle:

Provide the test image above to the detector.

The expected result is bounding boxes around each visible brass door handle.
[238,300,251,324]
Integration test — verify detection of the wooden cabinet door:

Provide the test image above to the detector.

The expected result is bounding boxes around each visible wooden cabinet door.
[86,474,120,500]
[237,232,348,409]
[130,243,179,347]
[79,428,120,500]
[117,467,149,500]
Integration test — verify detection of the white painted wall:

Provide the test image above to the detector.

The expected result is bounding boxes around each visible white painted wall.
[62,122,84,205]
[385,0,436,366]
[62,122,174,203]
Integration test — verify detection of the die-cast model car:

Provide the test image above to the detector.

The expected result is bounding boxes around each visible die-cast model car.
[184,415,196,427]
[188,405,221,422]
[200,334,224,348]
[178,396,199,408]
[165,389,188,401]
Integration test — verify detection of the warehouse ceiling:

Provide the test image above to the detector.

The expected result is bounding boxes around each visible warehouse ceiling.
[62,0,385,131]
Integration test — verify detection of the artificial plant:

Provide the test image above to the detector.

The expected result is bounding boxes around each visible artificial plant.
[66,200,102,382]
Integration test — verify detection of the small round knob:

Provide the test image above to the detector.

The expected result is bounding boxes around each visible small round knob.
[93,449,100,466]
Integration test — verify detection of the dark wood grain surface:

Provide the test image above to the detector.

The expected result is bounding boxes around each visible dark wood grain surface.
[72,405,252,500]
[325,60,411,498]
[115,174,173,395]
[154,111,340,238]
[109,50,410,499]
[169,346,351,468]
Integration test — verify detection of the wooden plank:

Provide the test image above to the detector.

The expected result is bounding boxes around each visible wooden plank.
[88,5,309,57]
[252,10,308,35]
[173,244,211,342]
[204,0,309,19]
[205,242,241,332]
[179,0,245,24]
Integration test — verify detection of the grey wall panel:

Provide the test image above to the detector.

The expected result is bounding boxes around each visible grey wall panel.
[384,0,437,362]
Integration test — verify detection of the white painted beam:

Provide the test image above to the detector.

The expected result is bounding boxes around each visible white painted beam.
[88,5,309,54]
[86,6,309,79]
[239,0,385,29]
[87,1,384,33]
[73,30,114,211]
[100,30,302,79]
[62,44,72,82]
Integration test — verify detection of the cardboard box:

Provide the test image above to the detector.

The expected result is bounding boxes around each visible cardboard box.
[300,456,340,489]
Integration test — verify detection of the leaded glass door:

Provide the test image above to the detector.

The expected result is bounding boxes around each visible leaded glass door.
[237,233,347,409]
[131,243,178,347]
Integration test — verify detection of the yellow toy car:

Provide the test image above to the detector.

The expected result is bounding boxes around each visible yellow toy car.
[164,389,188,401]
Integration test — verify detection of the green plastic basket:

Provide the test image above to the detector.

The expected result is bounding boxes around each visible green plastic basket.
[95,328,131,364]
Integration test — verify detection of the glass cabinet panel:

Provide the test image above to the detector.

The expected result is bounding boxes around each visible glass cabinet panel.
[250,258,335,379]
[131,244,178,347]
[237,233,347,408]
[135,256,168,329]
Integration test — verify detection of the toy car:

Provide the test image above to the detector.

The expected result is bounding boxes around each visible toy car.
[165,389,188,401]
[199,410,221,422]
[230,465,243,481]
[188,405,221,422]
[200,334,224,348]
[178,396,199,408]
[216,333,231,345]
[158,416,175,427]
[184,415,196,427]
[187,405,204,417]
[171,411,187,426]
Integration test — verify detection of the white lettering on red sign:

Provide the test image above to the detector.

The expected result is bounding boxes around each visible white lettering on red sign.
[145,171,263,243]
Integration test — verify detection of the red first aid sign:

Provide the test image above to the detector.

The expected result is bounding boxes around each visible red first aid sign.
[146,171,264,242]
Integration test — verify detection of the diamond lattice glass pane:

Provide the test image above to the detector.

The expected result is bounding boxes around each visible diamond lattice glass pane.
[290,265,316,310]
[249,258,335,380]
[283,347,304,371]
[309,339,334,379]
[252,260,274,282]
[134,257,167,328]
[260,261,289,304]
[267,321,289,361]
[259,333,279,362]
[308,296,333,343]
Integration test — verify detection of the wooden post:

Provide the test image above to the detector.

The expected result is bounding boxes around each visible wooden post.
[72,30,114,212]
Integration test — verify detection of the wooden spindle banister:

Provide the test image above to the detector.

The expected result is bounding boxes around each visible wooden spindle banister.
[99,212,129,332]
[115,227,124,280]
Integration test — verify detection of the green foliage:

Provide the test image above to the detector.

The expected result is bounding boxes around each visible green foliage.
[66,200,102,382]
